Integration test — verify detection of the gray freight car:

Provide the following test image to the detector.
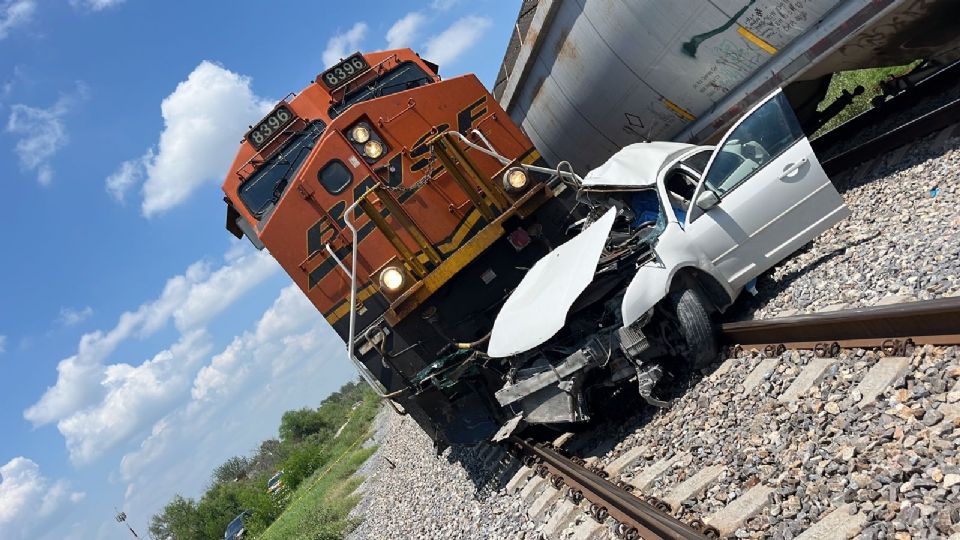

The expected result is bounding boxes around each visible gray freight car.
[494,0,960,172]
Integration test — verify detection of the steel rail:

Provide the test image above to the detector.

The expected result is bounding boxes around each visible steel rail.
[508,437,710,540]
[720,297,960,350]
[821,95,960,175]
[812,59,960,155]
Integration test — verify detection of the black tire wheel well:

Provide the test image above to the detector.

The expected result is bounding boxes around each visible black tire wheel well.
[661,287,718,370]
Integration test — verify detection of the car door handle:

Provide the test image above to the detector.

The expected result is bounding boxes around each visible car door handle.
[780,158,808,179]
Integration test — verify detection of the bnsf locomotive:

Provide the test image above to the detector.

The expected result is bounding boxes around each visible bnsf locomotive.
[222,49,575,447]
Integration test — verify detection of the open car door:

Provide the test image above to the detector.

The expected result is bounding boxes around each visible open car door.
[684,89,850,291]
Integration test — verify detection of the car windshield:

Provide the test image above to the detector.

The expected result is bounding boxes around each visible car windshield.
[329,62,432,119]
[267,473,282,486]
[224,516,244,538]
[239,120,326,218]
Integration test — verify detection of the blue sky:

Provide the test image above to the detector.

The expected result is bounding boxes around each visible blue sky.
[0,1,519,537]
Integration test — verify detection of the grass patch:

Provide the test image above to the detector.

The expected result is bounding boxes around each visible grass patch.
[814,61,921,136]
[257,391,381,540]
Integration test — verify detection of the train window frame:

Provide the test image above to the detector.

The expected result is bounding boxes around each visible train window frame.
[239,120,326,219]
[318,160,353,195]
[328,62,433,119]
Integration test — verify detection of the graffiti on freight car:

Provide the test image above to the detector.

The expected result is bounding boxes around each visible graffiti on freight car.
[622,112,646,141]
[682,0,757,58]
[837,0,945,57]
[715,39,765,75]
[742,0,815,46]
[689,39,763,101]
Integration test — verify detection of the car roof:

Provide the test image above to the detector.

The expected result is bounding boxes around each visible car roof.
[581,142,698,189]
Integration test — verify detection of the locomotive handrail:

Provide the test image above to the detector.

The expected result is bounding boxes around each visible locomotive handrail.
[451,129,582,188]
[339,194,404,403]
[324,244,350,278]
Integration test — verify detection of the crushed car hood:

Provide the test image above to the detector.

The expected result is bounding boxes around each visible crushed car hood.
[581,142,695,189]
[487,208,617,358]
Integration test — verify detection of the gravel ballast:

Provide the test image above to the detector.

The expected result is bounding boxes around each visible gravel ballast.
[347,410,531,540]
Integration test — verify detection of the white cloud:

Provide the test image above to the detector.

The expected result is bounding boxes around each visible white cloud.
[58,306,93,327]
[0,0,35,40]
[120,285,354,524]
[24,246,279,463]
[107,61,273,217]
[104,152,149,204]
[191,286,314,402]
[171,251,279,333]
[322,22,368,67]
[423,15,492,68]
[0,457,84,540]
[430,0,459,10]
[386,12,426,49]
[0,335,6,354]
[69,0,124,11]
[5,84,87,186]
[58,331,212,464]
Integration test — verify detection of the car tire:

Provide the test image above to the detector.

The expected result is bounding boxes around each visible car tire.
[666,288,717,369]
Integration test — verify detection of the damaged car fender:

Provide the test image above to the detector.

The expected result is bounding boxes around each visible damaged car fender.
[620,221,734,327]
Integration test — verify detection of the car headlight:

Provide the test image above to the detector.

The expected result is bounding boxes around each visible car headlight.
[379,266,405,292]
[364,140,385,160]
[350,125,371,143]
[502,167,529,192]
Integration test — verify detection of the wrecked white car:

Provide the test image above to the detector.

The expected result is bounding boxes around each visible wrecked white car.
[487,90,850,431]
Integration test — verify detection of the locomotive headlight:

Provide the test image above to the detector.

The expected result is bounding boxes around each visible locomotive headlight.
[363,140,385,160]
[379,266,405,292]
[503,167,529,192]
[350,125,371,143]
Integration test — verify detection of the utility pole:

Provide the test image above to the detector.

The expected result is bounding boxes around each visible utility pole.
[115,509,141,538]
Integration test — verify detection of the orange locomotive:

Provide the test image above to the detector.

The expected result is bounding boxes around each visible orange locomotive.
[222,49,574,446]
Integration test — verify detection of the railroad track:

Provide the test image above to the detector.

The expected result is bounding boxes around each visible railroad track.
[821,96,960,176]
[813,59,960,176]
[483,298,960,539]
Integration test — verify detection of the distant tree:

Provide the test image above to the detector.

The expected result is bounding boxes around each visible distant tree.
[212,456,251,485]
[249,439,283,476]
[278,408,331,443]
[149,494,201,540]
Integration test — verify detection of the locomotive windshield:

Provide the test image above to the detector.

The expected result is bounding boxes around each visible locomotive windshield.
[329,62,433,118]
[239,120,326,219]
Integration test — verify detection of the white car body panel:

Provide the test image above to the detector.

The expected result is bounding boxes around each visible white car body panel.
[620,221,737,327]
[487,208,617,358]
[683,90,850,291]
[581,142,695,189]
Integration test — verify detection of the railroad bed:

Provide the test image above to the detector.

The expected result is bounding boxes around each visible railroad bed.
[502,342,959,539]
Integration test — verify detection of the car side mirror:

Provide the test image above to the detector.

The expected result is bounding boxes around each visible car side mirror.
[695,190,719,210]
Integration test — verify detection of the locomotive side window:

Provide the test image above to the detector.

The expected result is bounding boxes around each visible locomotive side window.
[319,160,352,194]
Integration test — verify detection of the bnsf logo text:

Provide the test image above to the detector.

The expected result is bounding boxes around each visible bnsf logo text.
[304,96,489,289]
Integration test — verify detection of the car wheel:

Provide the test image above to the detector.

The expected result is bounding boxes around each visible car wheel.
[665,288,717,369]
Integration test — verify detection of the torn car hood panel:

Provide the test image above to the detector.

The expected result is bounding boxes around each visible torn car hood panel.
[487,208,617,358]
[582,142,695,189]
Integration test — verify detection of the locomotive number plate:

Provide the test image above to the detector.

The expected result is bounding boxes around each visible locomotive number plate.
[319,54,369,90]
[246,104,295,150]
